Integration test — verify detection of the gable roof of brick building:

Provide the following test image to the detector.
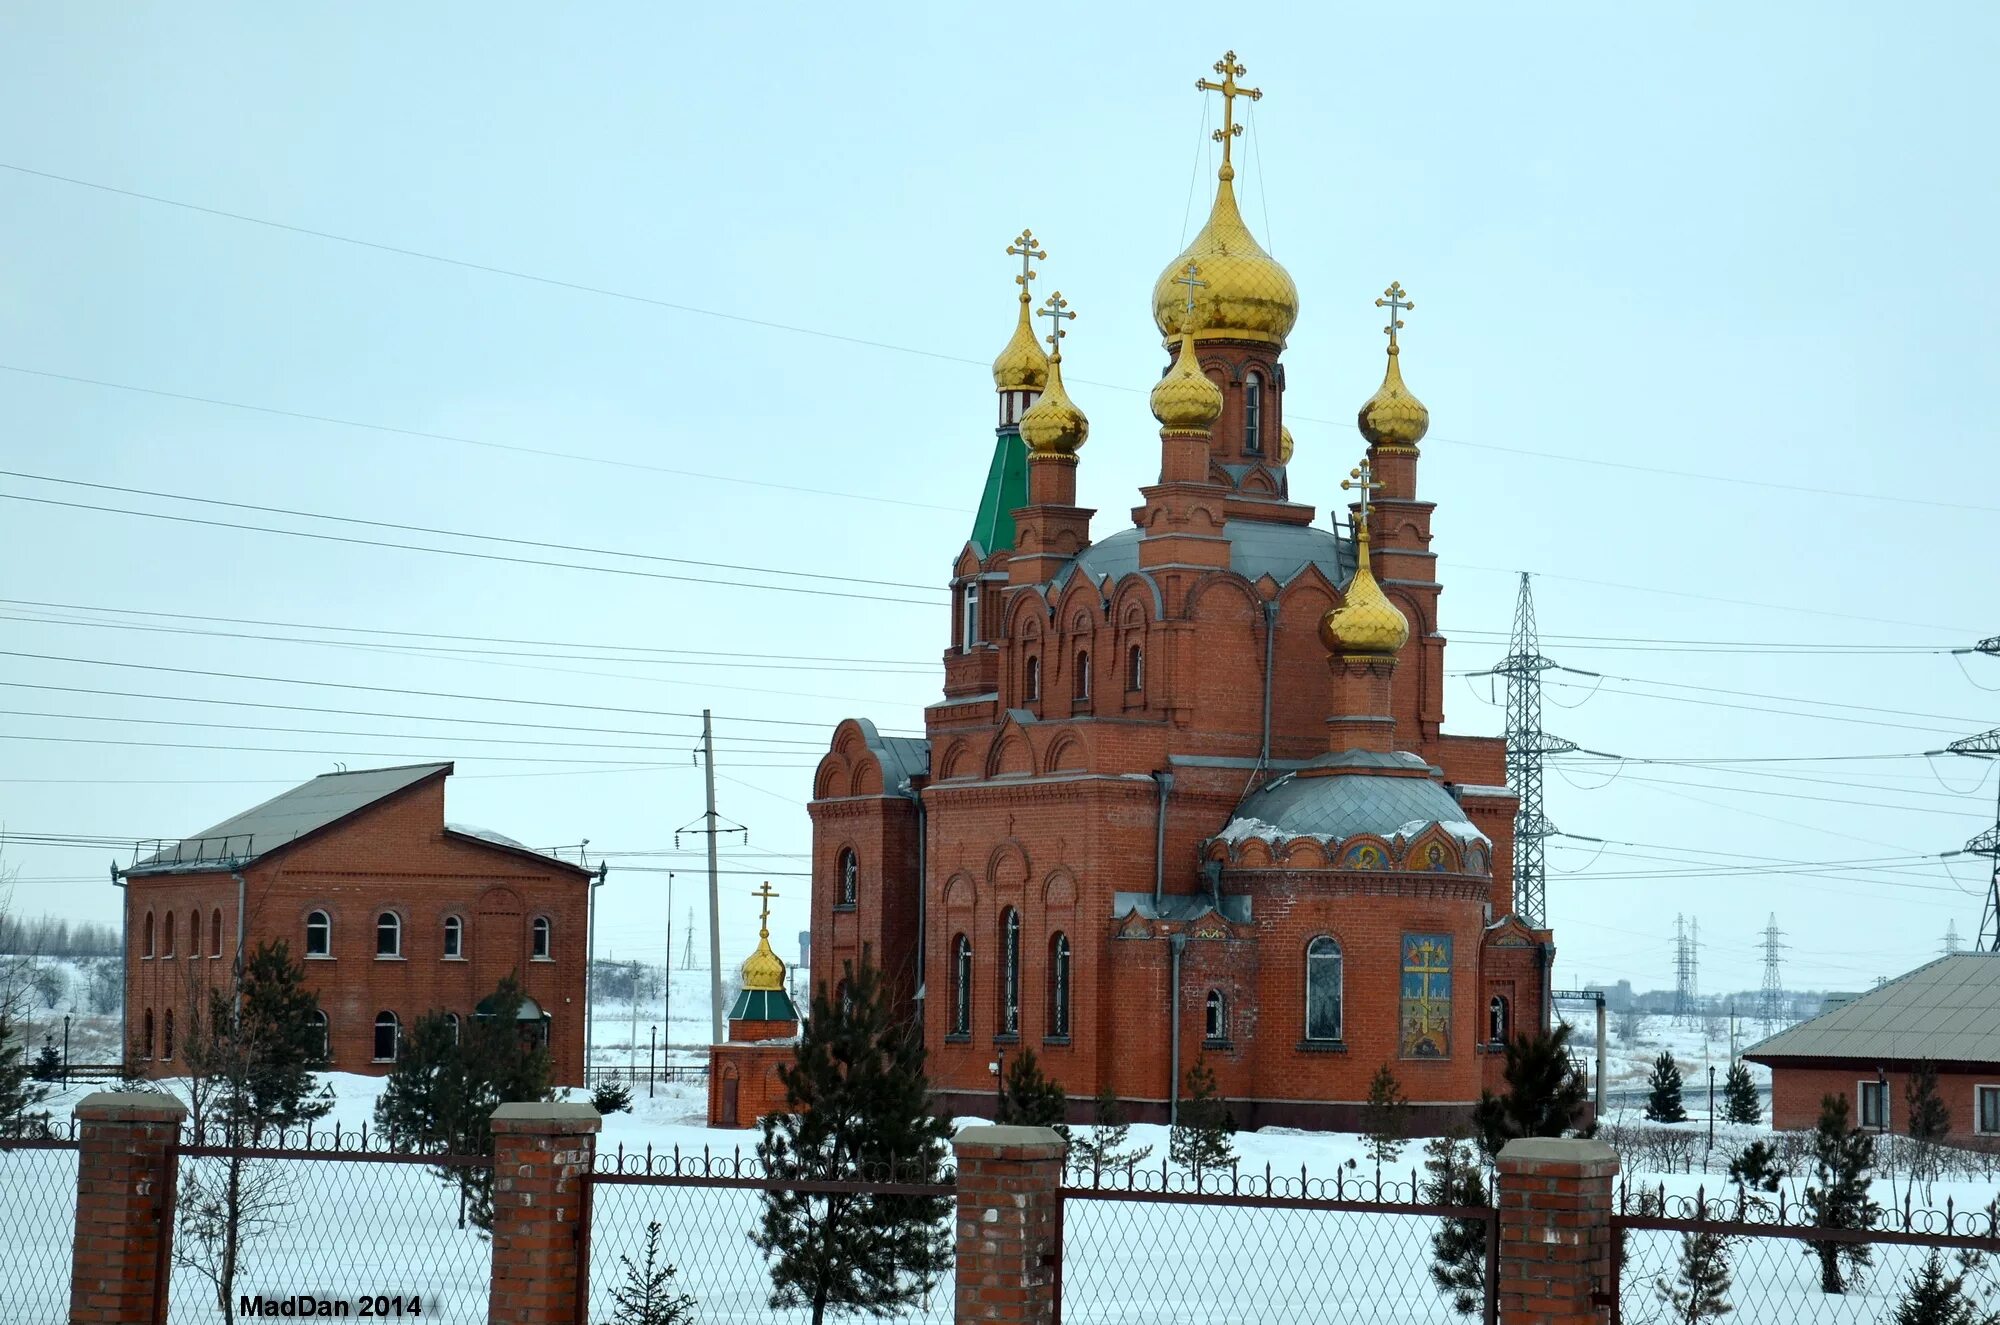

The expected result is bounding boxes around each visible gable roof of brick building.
[1744,952,2000,1065]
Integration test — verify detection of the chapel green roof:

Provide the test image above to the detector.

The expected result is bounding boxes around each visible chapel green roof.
[969,428,1029,557]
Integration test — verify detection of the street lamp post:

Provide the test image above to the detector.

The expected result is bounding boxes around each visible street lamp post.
[649,1025,658,1100]
[62,1015,71,1086]
[1707,1064,1716,1151]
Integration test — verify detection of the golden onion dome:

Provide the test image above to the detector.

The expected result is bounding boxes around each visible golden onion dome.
[1278,424,1294,465]
[1149,324,1224,432]
[1020,352,1089,459]
[741,929,786,992]
[1319,517,1409,656]
[1151,165,1299,348]
[1358,344,1429,450]
[991,294,1050,393]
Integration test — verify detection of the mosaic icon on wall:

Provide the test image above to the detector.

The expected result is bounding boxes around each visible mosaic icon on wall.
[1400,933,1452,1058]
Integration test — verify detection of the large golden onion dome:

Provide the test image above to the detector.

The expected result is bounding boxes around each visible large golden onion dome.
[1319,500,1409,657]
[992,293,1049,393]
[1151,164,1299,348]
[1020,353,1088,459]
[741,931,785,992]
[1278,424,1294,464]
[1358,283,1428,449]
[1149,322,1224,432]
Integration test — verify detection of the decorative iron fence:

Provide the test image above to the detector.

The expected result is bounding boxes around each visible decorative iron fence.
[1058,1161,1499,1325]
[0,1132,81,1325]
[583,1062,709,1090]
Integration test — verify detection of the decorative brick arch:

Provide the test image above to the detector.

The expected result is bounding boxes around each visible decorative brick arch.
[1045,732,1088,773]
[942,873,977,911]
[987,732,1035,779]
[937,739,973,781]
[986,841,1030,897]
[848,761,883,797]
[1041,870,1078,911]
[813,759,844,800]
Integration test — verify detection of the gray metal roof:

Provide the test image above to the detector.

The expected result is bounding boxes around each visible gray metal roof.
[851,718,930,801]
[131,763,452,873]
[1055,519,1354,591]
[1744,954,2000,1064]
[1215,759,1488,848]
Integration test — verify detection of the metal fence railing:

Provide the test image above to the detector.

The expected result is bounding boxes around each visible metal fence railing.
[1058,1162,1499,1325]
[0,1133,81,1325]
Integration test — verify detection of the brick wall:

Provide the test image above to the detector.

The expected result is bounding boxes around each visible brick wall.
[1762,1061,2000,1148]
[707,1043,792,1128]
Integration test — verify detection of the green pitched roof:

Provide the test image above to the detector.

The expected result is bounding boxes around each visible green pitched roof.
[969,428,1029,557]
[729,987,799,1025]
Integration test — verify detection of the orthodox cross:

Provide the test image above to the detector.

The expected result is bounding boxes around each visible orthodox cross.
[1007,229,1046,296]
[1196,51,1261,169]
[1375,281,1414,349]
[1175,260,1207,317]
[752,880,778,931]
[1037,290,1075,355]
[1341,456,1386,538]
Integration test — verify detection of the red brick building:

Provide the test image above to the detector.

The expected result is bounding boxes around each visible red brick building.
[808,56,1552,1130]
[118,762,594,1085]
[707,885,802,1128]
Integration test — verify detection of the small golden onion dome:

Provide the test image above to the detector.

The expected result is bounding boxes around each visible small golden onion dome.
[991,294,1050,393]
[1358,345,1429,449]
[1149,326,1224,432]
[741,930,786,992]
[1278,424,1294,465]
[1020,353,1089,458]
[1319,519,1409,656]
[1151,166,1299,348]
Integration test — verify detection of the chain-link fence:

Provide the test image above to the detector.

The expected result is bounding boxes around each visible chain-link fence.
[0,1133,80,1325]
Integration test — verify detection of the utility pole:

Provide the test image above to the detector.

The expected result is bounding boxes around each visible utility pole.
[1673,914,1701,1026]
[1759,914,1786,1034]
[703,709,724,1046]
[1944,725,2000,950]
[682,909,696,970]
[1493,573,1576,929]
[1944,921,1965,956]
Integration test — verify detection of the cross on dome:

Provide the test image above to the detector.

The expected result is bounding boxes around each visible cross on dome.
[1007,230,1046,295]
[1174,261,1207,317]
[1341,456,1386,535]
[752,880,778,935]
[1037,290,1076,357]
[1197,51,1261,171]
[1375,282,1414,348]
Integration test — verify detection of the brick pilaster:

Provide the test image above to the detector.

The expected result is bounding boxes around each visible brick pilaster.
[1496,1136,1619,1325]
[70,1090,187,1324]
[952,1125,1066,1324]
[488,1102,602,1325]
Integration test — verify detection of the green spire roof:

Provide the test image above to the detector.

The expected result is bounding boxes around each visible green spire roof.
[970,427,1030,557]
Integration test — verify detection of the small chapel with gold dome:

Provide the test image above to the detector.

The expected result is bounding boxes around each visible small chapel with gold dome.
[807,53,1552,1130]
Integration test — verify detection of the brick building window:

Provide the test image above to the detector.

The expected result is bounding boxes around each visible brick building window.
[442,915,463,959]
[999,907,1021,1037]
[838,850,858,907]
[305,910,331,957]
[1048,933,1071,1039]
[532,916,552,960]
[210,907,223,959]
[1978,1086,2000,1136]
[1205,989,1227,1043]
[951,935,972,1037]
[188,910,200,960]
[1127,644,1144,692]
[1244,370,1265,453]
[1074,651,1091,700]
[143,912,155,959]
[373,1012,400,1063]
[1025,656,1040,703]
[961,581,980,652]
[311,1010,330,1064]
[1859,1079,1889,1130]
[1489,996,1510,1045]
[376,912,402,958]
[1305,936,1343,1042]
[162,1009,175,1061]
[141,1008,154,1059]
[445,1013,461,1046]
[162,912,175,959]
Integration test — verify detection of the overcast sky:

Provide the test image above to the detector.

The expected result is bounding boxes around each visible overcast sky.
[1,3,1995,1003]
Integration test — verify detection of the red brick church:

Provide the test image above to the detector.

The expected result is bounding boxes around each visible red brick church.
[809,53,1552,1129]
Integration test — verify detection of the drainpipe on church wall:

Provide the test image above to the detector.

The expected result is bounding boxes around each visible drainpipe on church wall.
[110,864,126,1065]
[1168,933,1186,1126]
[1258,600,1278,769]
[1152,771,1173,912]
[231,871,248,1014]
[914,794,927,1021]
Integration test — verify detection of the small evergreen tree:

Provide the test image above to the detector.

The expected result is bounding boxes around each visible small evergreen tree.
[1895,1250,1978,1325]
[1472,1023,1593,1158]
[1361,1063,1413,1170]
[1169,1053,1235,1183]
[996,1048,1070,1147]
[1646,1051,1688,1123]
[593,1078,635,1115]
[1726,1139,1785,1208]
[0,1003,48,1132]
[30,1036,61,1083]
[1906,1061,1953,1197]
[1076,1085,1151,1180]
[752,962,950,1325]
[1803,1092,1881,1294]
[601,1221,697,1325]
[1720,1061,1761,1125]
[1655,1227,1734,1324]
[1422,1130,1490,1316]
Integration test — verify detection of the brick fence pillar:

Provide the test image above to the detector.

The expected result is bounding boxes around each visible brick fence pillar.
[1496,1136,1619,1325]
[488,1102,602,1325]
[70,1089,187,1324]
[951,1124,1066,1324]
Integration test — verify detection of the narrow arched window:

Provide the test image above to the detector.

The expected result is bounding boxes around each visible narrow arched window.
[211,907,223,958]
[1489,996,1510,1045]
[1025,656,1041,702]
[143,912,155,959]
[1049,933,1071,1039]
[375,912,401,958]
[305,910,330,958]
[962,581,981,652]
[1074,650,1091,700]
[532,915,552,960]
[162,1009,175,1061]
[445,1013,461,1047]
[1000,907,1021,1036]
[373,1012,400,1062]
[1205,989,1226,1042]
[1244,371,1265,453]
[162,912,175,958]
[1306,936,1343,1042]
[952,935,973,1036]
[839,849,858,906]
[311,1010,330,1063]
[189,910,200,958]
[141,1008,154,1059]
[1128,643,1144,692]
[835,979,853,1016]
[442,915,463,959]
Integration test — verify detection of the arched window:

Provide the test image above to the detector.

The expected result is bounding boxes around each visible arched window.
[305,910,331,958]
[162,1009,175,1061]
[143,912,155,959]
[373,1012,400,1062]
[1127,643,1145,692]
[375,912,401,958]
[210,907,223,958]
[1074,650,1091,700]
[1244,370,1265,453]
[835,979,853,1016]
[531,916,552,960]
[1489,996,1510,1045]
[141,1008,154,1059]
[445,1013,461,1046]
[961,582,981,652]
[162,912,175,959]
[189,910,200,959]
[952,935,973,1036]
[1025,656,1041,702]
[1306,937,1343,1041]
[999,907,1021,1036]
[839,849,858,906]
[1049,933,1071,1039]
[442,915,463,959]
[311,1010,330,1063]
[1205,989,1227,1042]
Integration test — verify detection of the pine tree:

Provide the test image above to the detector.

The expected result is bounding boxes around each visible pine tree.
[0,1003,48,1133]
[1472,1023,1593,1158]
[1076,1085,1151,1181]
[1169,1053,1235,1183]
[1726,1139,1785,1206]
[1803,1092,1881,1294]
[996,1048,1071,1147]
[1720,1061,1761,1125]
[753,962,951,1325]
[1422,1131,1490,1317]
[601,1221,697,1325]
[1906,1061,1953,1197]
[593,1078,635,1115]
[1646,1051,1688,1123]
[1362,1063,1413,1170]
[1655,1227,1734,1324]
[31,1036,61,1083]
[1895,1250,1977,1325]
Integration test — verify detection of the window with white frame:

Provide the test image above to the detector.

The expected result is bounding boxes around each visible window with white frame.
[1205,989,1227,1042]
[961,582,981,651]
[374,1012,400,1062]
[1305,936,1343,1041]
[305,910,331,957]
[532,915,552,960]
[376,911,401,958]
[442,914,463,959]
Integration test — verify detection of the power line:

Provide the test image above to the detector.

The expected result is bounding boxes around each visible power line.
[1492,573,1574,928]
